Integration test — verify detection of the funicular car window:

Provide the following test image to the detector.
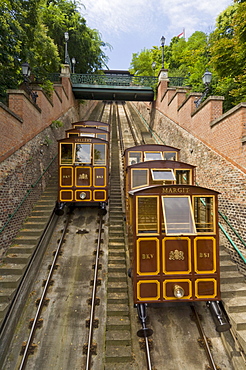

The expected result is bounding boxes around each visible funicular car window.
[144,152,163,161]
[79,133,95,137]
[163,152,177,161]
[61,143,73,164]
[68,133,79,138]
[151,169,175,181]
[175,170,191,184]
[137,196,158,234]
[98,126,109,131]
[75,143,91,164]
[132,169,148,189]
[97,133,107,140]
[193,196,215,233]
[94,144,106,165]
[129,152,142,166]
[162,196,196,235]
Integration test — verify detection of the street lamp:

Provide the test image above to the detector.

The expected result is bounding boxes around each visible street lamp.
[160,36,165,69]
[21,62,38,103]
[194,70,212,108]
[64,31,70,64]
[152,61,156,75]
[71,57,76,73]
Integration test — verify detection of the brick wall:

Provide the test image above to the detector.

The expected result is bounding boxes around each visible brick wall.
[0,69,96,257]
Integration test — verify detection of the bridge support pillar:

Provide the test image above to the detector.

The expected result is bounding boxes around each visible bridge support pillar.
[157,68,169,103]
[60,64,71,78]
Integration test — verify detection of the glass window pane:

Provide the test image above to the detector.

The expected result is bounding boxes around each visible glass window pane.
[79,133,95,137]
[94,144,106,165]
[137,197,158,233]
[132,169,148,188]
[129,152,141,165]
[75,143,91,163]
[151,169,175,181]
[145,152,163,161]
[98,126,108,131]
[175,170,191,184]
[163,152,177,160]
[194,197,214,232]
[61,143,73,164]
[97,133,107,140]
[162,196,196,235]
[68,133,79,138]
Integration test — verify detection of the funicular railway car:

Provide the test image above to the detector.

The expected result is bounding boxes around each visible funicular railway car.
[127,183,230,333]
[55,135,109,214]
[72,120,110,132]
[123,144,180,171]
[65,126,110,142]
[124,146,230,332]
[125,159,196,195]
[128,183,220,303]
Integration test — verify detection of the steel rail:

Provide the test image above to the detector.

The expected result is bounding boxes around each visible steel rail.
[122,103,140,146]
[116,103,125,154]
[18,213,71,370]
[85,213,104,370]
[143,332,152,370]
[191,305,217,370]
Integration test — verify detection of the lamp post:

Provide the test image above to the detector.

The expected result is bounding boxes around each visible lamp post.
[21,62,38,103]
[194,70,212,108]
[71,57,76,73]
[64,31,70,64]
[152,61,156,76]
[160,36,165,69]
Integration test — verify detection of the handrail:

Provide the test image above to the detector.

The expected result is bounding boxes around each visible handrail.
[71,74,158,87]
[198,185,246,264]
[0,155,57,234]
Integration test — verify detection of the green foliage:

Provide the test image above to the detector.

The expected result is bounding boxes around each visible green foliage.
[209,2,246,108]
[51,119,64,128]
[42,0,109,73]
[129,2,246,111]
[0,0,23,100]
[0,0,108,100]
[41,79,55,98]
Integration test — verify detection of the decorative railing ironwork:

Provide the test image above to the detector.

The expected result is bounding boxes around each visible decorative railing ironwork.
[168,76,187,87]
[48,73,61,83]
[48,73,187,88]
[70,74,158,87]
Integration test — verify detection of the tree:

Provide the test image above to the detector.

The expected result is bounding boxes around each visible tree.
[42,0,108,73]
[209,2,246,109]
[0,0,23,100]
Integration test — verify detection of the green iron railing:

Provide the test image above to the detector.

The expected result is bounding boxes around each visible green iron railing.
[48,73,187,88]
[70,74,158,87]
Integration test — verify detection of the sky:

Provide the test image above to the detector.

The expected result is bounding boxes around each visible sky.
[79,0,234,70]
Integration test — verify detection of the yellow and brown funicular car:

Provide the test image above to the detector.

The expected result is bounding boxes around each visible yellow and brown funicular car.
[56,135,109,214]
[123,144,180,172]
[65,126,110,142]
[71,120,110,132]
[127,184,220,304]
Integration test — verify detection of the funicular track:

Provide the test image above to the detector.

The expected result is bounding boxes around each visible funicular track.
[107,101,236,370]
[1,100,244,370]
[103,102,135,368]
